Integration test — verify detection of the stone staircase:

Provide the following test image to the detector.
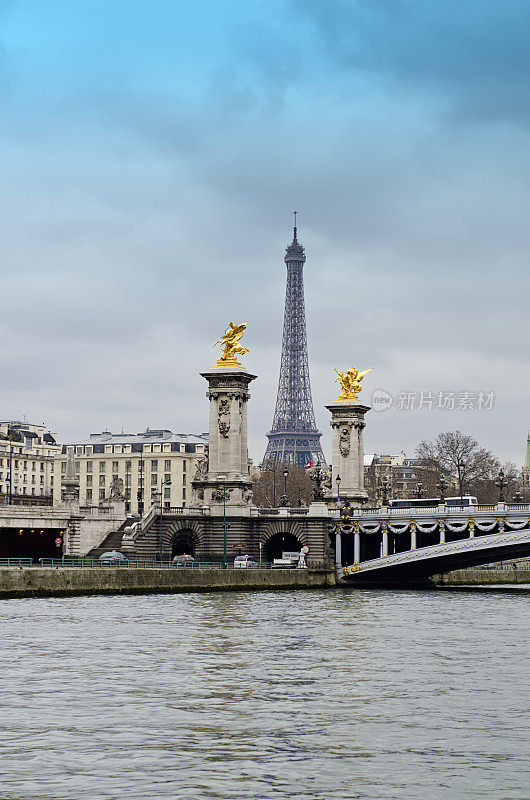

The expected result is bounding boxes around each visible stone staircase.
[88,519,131,559]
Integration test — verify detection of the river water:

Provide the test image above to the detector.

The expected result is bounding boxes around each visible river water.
[0,588,528,800]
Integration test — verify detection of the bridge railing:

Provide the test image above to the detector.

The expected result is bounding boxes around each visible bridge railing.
[37,558,276,570]
[0,558,34,567]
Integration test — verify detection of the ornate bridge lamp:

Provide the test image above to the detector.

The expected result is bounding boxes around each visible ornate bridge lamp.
[416,482,424,499]
[159,477,171,563]
[380,476,390,506]
[456,459,466,505]
[437,476,447,503]
[512,489,523,503]
[280,467,289,507]
[336,474,341,507]
[496,469,508,503]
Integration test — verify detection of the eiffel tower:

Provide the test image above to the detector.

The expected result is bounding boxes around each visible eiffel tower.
[263,218,327,468]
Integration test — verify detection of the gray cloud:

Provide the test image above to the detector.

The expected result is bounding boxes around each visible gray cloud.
[291,0,530,126]
[0,1,528,467]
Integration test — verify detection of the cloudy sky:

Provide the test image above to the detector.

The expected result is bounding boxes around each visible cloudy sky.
[1,0,529,465]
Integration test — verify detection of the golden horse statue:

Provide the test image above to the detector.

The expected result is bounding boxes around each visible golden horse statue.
[334,367,372,401]
[213,322,249,367]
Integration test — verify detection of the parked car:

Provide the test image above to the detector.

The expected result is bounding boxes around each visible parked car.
[234,555,258,569]
[172,554,195,567]
[99,550,128,566]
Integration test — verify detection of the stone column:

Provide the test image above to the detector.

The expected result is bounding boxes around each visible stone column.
[62,446,79,505]
[325,401,370,506]
[410,525,417,550]
[335,530,342,568]
[382,526,388,557]
[354,531,361,564]
[195,367,257,511]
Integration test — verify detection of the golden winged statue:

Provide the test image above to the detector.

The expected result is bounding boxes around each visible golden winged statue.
[213,321,249,368]
[334,366,372,401]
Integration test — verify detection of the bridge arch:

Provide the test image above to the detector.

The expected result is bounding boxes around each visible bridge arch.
[164,520,204,560]
[261,521,307,562]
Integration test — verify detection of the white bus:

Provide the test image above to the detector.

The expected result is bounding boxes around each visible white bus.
[388,495,478,509]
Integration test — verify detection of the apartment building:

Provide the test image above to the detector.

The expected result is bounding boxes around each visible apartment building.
[53,429,208,513]
[0,420,60,505]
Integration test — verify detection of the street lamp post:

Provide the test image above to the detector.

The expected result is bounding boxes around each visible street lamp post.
[336,474,341,507]
[456,459,466,506]
[496,469,508,503]
[282,468,288,507]
[416,482,424,499]
[437,476,448,503]
[223,486,227,568]
[380,476,390,505]
[159,477,171,563]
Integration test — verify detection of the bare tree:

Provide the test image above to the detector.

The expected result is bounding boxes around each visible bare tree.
[252,462,313,508]
[416,431,499,502]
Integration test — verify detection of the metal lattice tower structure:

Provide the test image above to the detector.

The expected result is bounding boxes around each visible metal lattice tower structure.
[263,220,327,468]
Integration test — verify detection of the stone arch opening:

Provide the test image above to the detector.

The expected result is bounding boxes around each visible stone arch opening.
[264,531,302,561]
[171,528,198,558]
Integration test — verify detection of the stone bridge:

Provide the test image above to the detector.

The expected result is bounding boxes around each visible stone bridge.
[335,503,530,583]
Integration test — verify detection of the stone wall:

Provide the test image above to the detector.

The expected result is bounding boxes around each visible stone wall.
[0,567,336,598]
[432,568,530,585]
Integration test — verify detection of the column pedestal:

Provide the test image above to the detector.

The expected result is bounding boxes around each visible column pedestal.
[325,401,370,507]
[191,367,257,511]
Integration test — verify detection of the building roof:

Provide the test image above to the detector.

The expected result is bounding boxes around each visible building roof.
[64,429,208,447]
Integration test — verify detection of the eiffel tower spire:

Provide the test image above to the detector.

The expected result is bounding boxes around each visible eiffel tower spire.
[263,219,327,468]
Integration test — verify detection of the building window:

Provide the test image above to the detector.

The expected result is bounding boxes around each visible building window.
[138,460,144,470]
[23,461,27,470]
[164,487,170,499]
[86,446,93,456]
[31,475,35,484]
[182,488,186,499]
[183,474,186,486]
[112,461,119,471]
[31,488,35,495]
[40,462,44,471]
[151,474,158,486]
[40,475,44,484]
[99,461,105,471]
[99,489,105,500]
[76,446,83,455]
[86,461,93,472]
[32,462,36,471]
[151,460,158,470]
[75,461,80,474]
[164,473,171,484]
[86,475,92,486]
[183,460,186,472]
[125,460,131,471]
[164,460,171,471]
[86,489,92,501]
[99,475,105,486]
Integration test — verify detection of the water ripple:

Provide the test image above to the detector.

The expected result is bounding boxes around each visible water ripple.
[0,589,528,799]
